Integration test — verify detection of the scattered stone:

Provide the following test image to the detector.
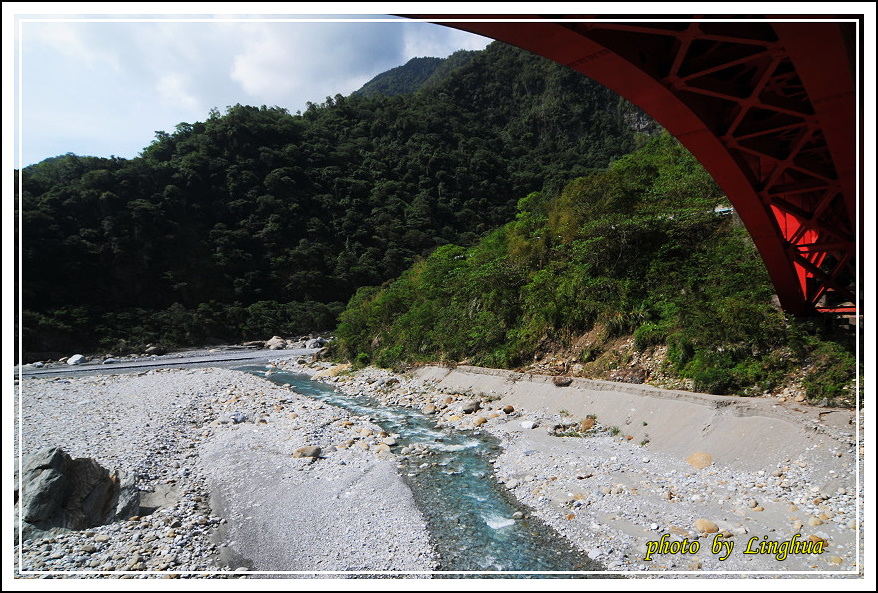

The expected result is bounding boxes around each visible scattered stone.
[608,368,648,384]
[17,355,859,575]
[694,519,719,533]
[66,354,87,365]
[291,446,322,459]
[305,337,327,349]
[460,400,480,414]
[265,336,287,350]
[686,452,713,469]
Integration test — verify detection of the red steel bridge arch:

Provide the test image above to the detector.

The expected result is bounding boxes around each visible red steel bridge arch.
[414,15,860,316]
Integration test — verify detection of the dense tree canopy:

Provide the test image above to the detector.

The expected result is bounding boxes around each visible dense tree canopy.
[17,42,653,357]
[333,133,856,405]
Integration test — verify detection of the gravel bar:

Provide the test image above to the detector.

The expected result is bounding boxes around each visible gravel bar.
[286,361,865,579]
[13,366,437,579]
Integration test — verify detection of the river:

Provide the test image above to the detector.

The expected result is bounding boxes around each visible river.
[242,365,613,577]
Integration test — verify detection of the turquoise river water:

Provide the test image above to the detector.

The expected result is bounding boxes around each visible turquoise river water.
[242,366,614,577]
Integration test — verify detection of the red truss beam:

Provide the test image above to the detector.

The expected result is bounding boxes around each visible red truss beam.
[416,16,858,315]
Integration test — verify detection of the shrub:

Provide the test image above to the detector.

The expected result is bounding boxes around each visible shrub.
[633,322,670,350]
[802,341,856,404]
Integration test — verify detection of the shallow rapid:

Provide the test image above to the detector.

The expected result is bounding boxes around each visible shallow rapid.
[241,367,607,576]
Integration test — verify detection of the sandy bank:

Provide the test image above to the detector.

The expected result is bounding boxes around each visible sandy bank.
[415,365,857,472]
[298,362,863,576]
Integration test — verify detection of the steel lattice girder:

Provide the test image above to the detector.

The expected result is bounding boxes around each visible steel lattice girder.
[418,16,859,315]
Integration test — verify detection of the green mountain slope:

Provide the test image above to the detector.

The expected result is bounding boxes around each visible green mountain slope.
[353,51,480,98]
[353,56,445,98]
[16,41,655,358]
[333,132,856,405]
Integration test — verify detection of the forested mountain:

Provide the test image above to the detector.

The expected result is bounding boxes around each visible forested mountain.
[333,133,856,405]
[16,41,656,359]
[353,51,479,98]
[354,56,445,98]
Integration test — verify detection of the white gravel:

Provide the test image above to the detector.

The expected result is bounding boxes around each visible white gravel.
[12,366,437,579]
[291,361,865,579]
[11,358,865,582]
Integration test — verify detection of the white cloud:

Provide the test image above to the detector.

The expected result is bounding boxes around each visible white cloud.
[403,23,490,59]
[228,20,490,108]
[156,72,200,112]
[16,16,492,166]
[27,22,100,64]
[230,25,299,99]
[229,21,409,106]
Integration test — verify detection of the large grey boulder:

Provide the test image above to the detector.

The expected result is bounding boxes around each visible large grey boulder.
[16,447,139,540]
[305,337,327,349]
[66,354,86,365]
[459,399,481,414]
[265,336,287,350]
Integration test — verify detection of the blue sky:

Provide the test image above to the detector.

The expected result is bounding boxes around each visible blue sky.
[8,6,493,168]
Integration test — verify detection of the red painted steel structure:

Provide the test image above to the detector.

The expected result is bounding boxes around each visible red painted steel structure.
[416,16,859,315]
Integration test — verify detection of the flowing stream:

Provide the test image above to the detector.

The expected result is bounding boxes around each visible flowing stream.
[241,366,611,577]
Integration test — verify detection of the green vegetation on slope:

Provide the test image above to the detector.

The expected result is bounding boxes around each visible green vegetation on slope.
[353,56,446,98]
[353,51,479,98]
[333,133,856,405]
[17,42,653,359]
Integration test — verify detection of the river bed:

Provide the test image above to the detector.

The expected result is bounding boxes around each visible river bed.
[242,366,606,575]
